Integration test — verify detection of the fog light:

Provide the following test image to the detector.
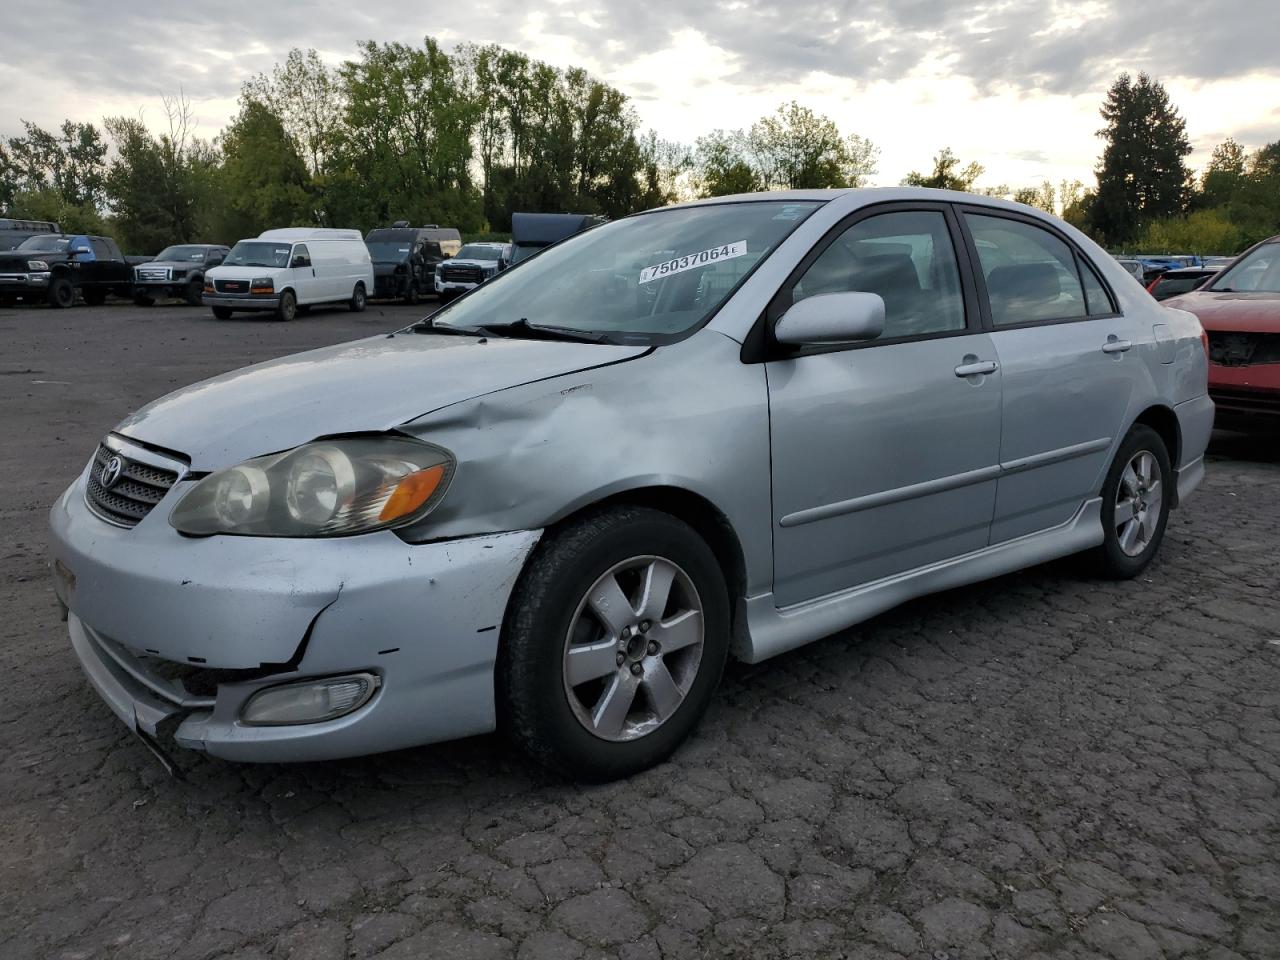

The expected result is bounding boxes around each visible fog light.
[240,673,379,726]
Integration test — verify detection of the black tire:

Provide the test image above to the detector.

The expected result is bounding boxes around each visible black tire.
[184,278,203,306]
[276,290,297,321]
[212,306,234,320]
[500,506,730,781]
[47,277,77,308]
[349,282,367,313]
[404,281,419,306]
[1087,424,1173,579]
[133,292,156,307]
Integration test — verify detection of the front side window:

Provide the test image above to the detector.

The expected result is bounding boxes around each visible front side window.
[434,200,821,343]
[291,244,311,267]
[791,209,966,339]
[967,214,1088,326]
[18,235,70,252]
[155,245,208,262]
[1211,242,1280,293]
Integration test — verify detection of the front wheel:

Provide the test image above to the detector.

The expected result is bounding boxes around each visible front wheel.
[500,506,730,781]
[1087,424,1173,579]
[48,277,76,308]
[348,283,367,312]
[403,281,419,306]
[184,278,203,306]
[276,290,297,321]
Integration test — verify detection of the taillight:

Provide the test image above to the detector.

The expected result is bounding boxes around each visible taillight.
[1200,326,1210,361]
[1146,278,1160,293]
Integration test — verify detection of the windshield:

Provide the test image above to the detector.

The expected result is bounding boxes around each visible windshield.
[457,245,503,261]
[156,245,209,262]
[510,243,539,264]
[17,235,69,252]
[434,201,821,341]
[1211,242,1280,293]
[223,241,292,269]
[367,241,412,261]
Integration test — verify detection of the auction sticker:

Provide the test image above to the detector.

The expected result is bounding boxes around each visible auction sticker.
[639,240,747,284]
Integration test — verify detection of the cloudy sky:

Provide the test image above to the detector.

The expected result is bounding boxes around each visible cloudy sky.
[2,0,1278,190]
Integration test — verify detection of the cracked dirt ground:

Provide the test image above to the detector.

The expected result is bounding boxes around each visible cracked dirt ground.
[2,302,1278,960]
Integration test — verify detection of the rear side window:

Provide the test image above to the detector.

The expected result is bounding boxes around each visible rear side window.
[966,214,1087,326]
[1079,258,1115,315]
[791,210,966,339]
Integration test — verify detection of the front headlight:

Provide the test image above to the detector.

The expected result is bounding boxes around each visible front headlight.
[170,436,454,537]
[27,260,49,271]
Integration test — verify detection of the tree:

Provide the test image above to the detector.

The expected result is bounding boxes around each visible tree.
[2,120,107,212]
[105,92,219,252]
[212,100,313,240]
[1137,209,1244,255]
[1087,73,1192,244]
[747,102,877,190]
[693,130,760,197]
[243,49,344,179]
[1200,138,1247,209]
[1013,181,1056,213]
[903,148,984,190]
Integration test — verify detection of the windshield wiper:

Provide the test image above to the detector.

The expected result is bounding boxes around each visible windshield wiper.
[476,318,612,344]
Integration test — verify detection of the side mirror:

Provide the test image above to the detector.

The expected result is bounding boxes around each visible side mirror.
[291,256,308,268]
[70,245,92,257]
[774,292,885,346]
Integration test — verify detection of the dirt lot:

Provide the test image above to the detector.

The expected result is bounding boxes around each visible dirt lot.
[2,298,1279,960]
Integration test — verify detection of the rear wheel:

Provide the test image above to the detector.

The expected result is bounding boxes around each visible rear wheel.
[500,506,730,781]
[47,277,76,308]
[349,282,367,312]
[276,290,297,322]
[184,278,203,306]
[1087,424,1172,579]
[212,306,234,320]
[404,281,420,306]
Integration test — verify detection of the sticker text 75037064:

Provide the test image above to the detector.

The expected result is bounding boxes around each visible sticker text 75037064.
[639,241,747,285]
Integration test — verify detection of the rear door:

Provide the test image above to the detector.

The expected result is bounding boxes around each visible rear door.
[766,204,1004,606]
[959,208,1138,543]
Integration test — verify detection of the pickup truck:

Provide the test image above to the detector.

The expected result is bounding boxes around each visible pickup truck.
[133,244,230,306]
[0,233,134,307]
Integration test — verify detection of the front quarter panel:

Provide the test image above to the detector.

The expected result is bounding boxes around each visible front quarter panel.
[398,330,775,595]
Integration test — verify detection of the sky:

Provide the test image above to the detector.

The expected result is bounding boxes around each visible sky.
[2,0,1278,192]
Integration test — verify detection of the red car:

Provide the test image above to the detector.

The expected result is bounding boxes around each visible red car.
[1165,236,1280,432]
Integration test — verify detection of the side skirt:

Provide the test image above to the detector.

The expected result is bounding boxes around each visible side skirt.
[739,498,1104,664]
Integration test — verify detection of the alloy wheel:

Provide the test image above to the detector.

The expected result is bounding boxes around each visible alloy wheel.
[562,556,705,742]
[1115,450,1163,557]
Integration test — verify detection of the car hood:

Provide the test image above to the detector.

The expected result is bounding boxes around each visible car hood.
[139,259,199,271]
[441,258,498,270]
[115,333,647,469]
[372,260,406,275]
[1164,290,1280,333]
[0,250,68,268]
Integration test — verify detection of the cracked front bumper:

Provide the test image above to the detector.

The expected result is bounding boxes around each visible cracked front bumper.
[49,471,541,761]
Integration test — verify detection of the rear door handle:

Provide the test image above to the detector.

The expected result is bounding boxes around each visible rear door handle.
[955,359,999,378]
[1102,337,1132,354]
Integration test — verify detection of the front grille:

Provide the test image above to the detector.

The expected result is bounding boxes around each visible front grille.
[1210,388,1280,416]
[84,442,181,528]
[1209,331,1280,367]
[440,264,483,284]
[214,278,249,294]
[136,266,169,282]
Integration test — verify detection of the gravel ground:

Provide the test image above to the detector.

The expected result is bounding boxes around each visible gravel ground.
[2,298,1278,960]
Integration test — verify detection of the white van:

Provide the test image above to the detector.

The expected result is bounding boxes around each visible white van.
[203,228,374,321]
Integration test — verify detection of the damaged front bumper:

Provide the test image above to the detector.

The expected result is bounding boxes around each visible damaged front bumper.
[49,471,540,762]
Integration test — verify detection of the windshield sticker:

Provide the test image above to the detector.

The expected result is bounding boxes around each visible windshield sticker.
[639,240,747,284]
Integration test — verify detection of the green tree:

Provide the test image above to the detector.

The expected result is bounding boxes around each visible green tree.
[748,102,877,190]
[2,120,108,211]
[1199,138,1247,209]
[104,93,220,252]
[1087,73,1192,244]
[243,49,344,179]
[693,130,759,197]
[1137,209,1244,255]
[1013,181,1056,213]
[902,148,984,190]
[212,100,313,240]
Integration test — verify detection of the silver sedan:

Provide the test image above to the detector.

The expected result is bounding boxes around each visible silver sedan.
[49,188,1212,780]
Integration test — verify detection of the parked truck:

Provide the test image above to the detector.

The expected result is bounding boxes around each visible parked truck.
[365,223,461,303]
[0,233,133,307]
[509,212,607,265]
[133,244,230,306]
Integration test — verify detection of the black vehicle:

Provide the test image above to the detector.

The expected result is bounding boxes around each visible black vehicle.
[1146,265,1221,302]
[0,233,133,307]
[509,212,607,265]
[0,218,60,252]
[133,244,230,306]
[364,223,462,303]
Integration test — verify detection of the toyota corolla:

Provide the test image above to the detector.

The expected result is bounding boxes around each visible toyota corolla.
[49,188,1212,780]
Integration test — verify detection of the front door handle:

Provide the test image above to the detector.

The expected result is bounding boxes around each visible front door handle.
[1102,337,1132,354]
[955,359,999,378]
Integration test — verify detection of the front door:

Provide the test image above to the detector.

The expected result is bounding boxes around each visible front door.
[960,209,1138,543]
[767,205,1004,607]
[289,243,318,303]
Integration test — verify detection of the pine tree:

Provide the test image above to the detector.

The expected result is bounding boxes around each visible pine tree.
[1088,73,1192,245]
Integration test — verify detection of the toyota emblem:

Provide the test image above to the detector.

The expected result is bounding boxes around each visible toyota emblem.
[100,455,124,490]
